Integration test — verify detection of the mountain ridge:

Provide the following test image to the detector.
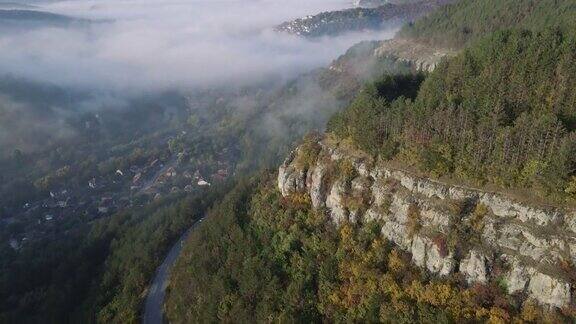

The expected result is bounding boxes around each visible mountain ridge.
[275,0,454,37]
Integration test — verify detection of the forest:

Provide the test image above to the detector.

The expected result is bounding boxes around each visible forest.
[0,182,233,323]
[328,29,576,202]
[399,0,576,48]
[166,176,575,323]
[166,0,576,322]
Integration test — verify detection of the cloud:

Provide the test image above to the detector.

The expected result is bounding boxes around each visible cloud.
[0,0,399,94]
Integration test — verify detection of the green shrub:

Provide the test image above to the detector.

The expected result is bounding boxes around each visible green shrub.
[294,133,322,170]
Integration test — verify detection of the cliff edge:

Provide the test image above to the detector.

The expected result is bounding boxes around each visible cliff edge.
[279,135,575,308]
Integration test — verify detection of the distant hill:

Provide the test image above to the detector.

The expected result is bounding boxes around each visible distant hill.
[0,9,92,28]
[275,0,454,37]
[0,2,36,10]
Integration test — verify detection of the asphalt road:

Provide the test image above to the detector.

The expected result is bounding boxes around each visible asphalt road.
[142,218,203,324]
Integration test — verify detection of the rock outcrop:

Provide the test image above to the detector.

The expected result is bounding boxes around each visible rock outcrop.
[278,136,576,308]
[374,38,455,72]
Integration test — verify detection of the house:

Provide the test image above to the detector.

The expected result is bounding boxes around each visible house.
[89,178,97,189]
[197,179,210,186]
[116,169,124,176]
[183,171,192,179]
[45,215,53,221]
[97,207,109,214]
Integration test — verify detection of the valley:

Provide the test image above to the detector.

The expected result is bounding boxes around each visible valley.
[1,0,576,323]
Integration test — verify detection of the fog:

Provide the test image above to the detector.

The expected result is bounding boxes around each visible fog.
[0,0,402,157]
[0,0,399,93]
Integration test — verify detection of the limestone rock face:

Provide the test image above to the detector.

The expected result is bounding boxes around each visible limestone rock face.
[459,250,488,283]
[326,180,348,225]
[506,259,532,294]
[425,241,455,276]
[278,150,306,197]
[382,220,411,250]
[420,203,451,233]
[374,38,455,72]
[527,273,571,308]
[411,235,427,267]
[309,164,328,209]
[278,137,576,308]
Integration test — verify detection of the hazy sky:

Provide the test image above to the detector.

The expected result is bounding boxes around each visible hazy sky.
[0,0,399,93]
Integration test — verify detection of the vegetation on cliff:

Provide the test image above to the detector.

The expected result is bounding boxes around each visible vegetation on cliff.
[166,1,576,322]
[166,177,574,323]
[329,29,576,202]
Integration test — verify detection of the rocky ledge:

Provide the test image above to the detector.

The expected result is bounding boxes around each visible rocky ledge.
[374,38,455,72]
[278,136,576,308]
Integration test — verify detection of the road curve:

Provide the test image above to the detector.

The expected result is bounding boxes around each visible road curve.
[142,218,203,324]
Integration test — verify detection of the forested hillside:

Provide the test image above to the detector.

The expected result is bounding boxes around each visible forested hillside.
[329,29,576,202]
[166,176,575,323]
[167,0,576,322]
[399,0,576,48]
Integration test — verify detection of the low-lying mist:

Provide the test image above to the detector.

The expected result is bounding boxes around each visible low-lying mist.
[1,0,398,93]
[0,0,401,158]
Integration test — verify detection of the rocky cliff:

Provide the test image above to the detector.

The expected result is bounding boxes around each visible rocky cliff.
[373,38,454,71]
[278,136,576,308]
[326,38,454,77]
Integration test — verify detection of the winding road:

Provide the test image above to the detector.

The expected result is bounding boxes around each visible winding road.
[142,218,203,324]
